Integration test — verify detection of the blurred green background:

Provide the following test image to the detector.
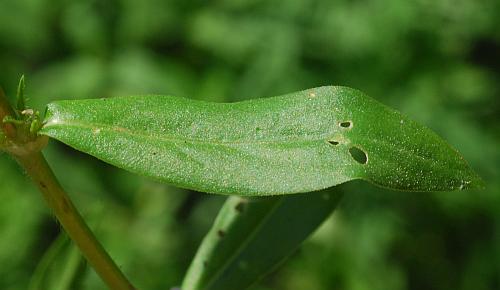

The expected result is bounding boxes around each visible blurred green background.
[1,0,499,289]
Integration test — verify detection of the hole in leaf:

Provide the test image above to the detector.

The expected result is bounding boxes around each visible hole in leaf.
[349,146,368,164]
[340,121,352,128]
[328,140,339,146]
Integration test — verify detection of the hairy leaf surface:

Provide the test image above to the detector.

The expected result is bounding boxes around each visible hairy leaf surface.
[40,86,483,195]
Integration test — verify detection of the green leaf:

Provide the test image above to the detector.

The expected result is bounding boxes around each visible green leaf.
[40,86,483,195]
[29,233,84,290]
[182,189,343,290]
[17,74,26,112]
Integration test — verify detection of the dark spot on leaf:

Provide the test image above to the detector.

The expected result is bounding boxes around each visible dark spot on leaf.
[235,202,245,213]
[152,152,157,155]
[349,146,368,164]
[255,127,261,132]
[340,121,352,128]
[328,140,339,146]
[217,230,226,238]
[39,182,47,189]
[203,261,208,267]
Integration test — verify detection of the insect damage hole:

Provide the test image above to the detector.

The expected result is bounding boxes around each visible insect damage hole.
[349,146,368,164]
[340,121,352,128]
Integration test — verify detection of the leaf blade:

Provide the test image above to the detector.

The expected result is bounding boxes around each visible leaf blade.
[182,189,343,290]
[40,86,483,195]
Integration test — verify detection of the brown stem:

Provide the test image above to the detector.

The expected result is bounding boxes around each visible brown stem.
[1,86,136,290]
[16,152,137,290]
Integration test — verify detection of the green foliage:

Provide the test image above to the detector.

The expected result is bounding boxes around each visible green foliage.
[34,84,482,290]
[16,75,26,114]
[29,234,84,290]
[182,189,343,290]
[40,87,481,195]
[0,0,499,289]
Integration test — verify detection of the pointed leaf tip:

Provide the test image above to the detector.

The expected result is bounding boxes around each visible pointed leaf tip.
[16,74,26,112]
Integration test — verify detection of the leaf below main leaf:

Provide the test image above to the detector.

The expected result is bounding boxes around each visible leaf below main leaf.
[182,189,343,290]
[40,86,483,195]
